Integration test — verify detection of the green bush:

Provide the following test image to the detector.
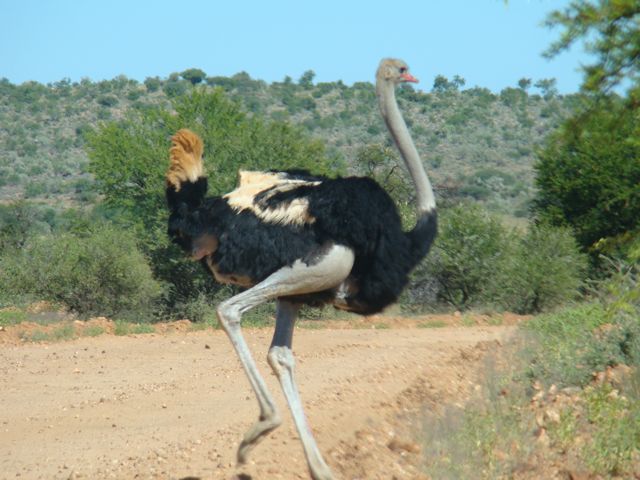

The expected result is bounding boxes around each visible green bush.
[412,205,585,313]
[24,180,48,197]
[171,291,219,324]
[422,203,510,309]
[534,98,640,254]
[181,68,206,85]
[163,80,188,98]
[0,201,55,250]
[0,225,163,319]
[493,223,587,313]
[143,76,161,93]
[0,309,27,326]
[97,95,119,107]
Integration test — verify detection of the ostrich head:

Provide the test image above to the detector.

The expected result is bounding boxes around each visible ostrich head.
[376,58,419,84]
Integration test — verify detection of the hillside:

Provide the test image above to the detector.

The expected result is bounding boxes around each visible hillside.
[0,71,576,216]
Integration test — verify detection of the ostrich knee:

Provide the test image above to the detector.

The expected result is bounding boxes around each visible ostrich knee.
[216,300,241,333]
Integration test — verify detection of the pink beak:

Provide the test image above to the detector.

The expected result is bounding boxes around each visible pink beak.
[400,73,419,83]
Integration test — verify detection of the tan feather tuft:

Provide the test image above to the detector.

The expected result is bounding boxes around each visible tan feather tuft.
[166,129,205,191]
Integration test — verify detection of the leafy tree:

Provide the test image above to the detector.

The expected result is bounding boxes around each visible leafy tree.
[86,88,342,308]
[534,78,558,99]
[299,70,316,89]
[535,1,640,264]
[144,76,162,92]
[544,0,640,96]
[518,78,532,91]
[432,74,465,93]
[533,98,640,252]
[452,75,466,90]
[432,75,454,93]
[181,68,207,85]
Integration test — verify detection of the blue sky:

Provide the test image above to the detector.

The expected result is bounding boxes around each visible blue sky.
[1,0,586,93]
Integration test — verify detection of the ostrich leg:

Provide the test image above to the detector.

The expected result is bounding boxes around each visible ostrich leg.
[217,311,281,464]
[268,300,334,480]
[216,244,353,474]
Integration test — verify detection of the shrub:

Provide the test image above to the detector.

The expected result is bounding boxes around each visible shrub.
[163,80,188,98]
[421,203,511,309]
[0,225,163,318]
[0,201,50,250]
[126,89,143,101]
[493,223,587,313]
[410,205,586,313]
[97,95,119,107]
[144,76,161,93]
[171,291,219,323]
[24,180,48,197]
[181,68,207,85]
[0,309,27,326]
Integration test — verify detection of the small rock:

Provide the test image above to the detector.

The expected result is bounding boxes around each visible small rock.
[387,437,421,454]
[560,469,592,480]
[535,411,545,428]
[535,427,549,447]
[606,364,633,388]
[545,408,561,424]
[532,390,545,403]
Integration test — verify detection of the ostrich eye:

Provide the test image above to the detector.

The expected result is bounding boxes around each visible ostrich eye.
[399,67,407,73]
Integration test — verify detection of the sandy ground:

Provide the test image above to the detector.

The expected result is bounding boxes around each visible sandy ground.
[0,320,515,479]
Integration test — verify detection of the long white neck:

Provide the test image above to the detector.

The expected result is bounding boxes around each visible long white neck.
[376,79,435,215]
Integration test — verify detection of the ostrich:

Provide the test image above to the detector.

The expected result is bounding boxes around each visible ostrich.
[165,58,437,480]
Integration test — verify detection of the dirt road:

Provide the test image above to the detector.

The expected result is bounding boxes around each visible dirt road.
[0,321,513,479]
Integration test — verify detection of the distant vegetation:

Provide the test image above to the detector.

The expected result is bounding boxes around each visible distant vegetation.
[0,31,635,319]
[0,67,575,217]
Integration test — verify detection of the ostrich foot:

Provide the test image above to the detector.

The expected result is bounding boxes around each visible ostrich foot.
[236,414,282,465]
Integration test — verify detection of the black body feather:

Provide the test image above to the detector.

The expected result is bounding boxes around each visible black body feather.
[167,171,436,314]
